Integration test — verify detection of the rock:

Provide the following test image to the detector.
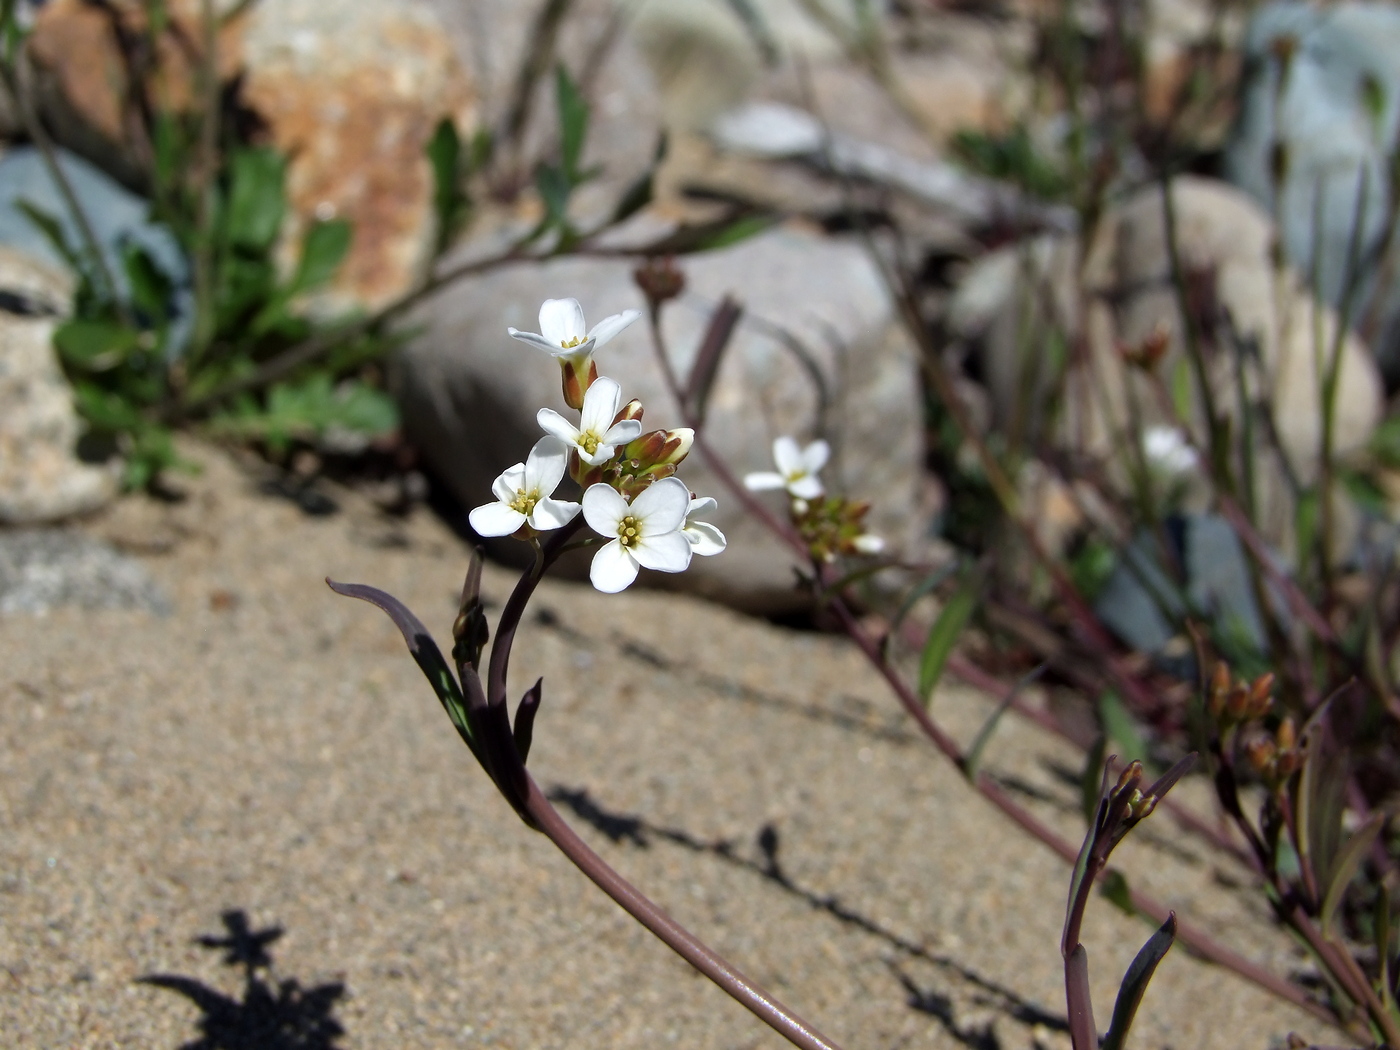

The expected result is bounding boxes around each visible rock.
[948,176,1384,559]
[0,245,119,525]
[0,146,192,348]
[26,0,479,314]
[395,224,924,612]
[1224,1,1400,379]
[0,528,169,614]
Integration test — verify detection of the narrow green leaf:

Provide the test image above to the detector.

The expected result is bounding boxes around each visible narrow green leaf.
[1102,913,1177,1050]
[225,147,286,252]
[290,218,352,295]
[1376,884,1393,1009]
[1320,812,1384,937]
[16,199,86,279]
[693,213,776,251]
[54,319,140,371]
[1170,357,1193,424]
[917,583,976,706]
[965,662,1046,782]
[122,243,173,324]
[555,63,589,181]
[885,562,960,646]
[1099,869,1135,916]
[1098,692,1155,773]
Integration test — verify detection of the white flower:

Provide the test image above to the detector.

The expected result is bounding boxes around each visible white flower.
[582,477,693,593]
[468,437,581,537]
[508,298,640,361]
[744,436,829,500]
[1142,426,1197,476]
[852,534,885,554]
[537,376,643,466]
[682,496,727,557]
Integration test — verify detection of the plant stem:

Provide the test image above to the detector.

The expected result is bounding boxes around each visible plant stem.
[522,777,848,1050]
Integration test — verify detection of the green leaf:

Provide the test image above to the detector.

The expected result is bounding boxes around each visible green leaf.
[693,213,776,251]
[964,663,1046,782]
[426,117,470,250]
[225,147,286,252]
[16,199,89,285]
[73,381,145,431]
[1101,913,1177,1050]
[1099,869,1135,916]
[1320,812,1384,937]
[917,582,976,706]
[122,243,173,324]
[1098,692,1155,773]
[555,63,590,182]
[1170,357,1193,424]
[54,319,141,371]
[289,219,352,295]
[1295,488,1320,574]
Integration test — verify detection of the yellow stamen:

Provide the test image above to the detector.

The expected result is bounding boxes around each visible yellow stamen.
[618,515,641,548]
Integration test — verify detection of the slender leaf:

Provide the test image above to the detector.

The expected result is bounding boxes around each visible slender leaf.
[225,147,286,252]
[1170,357,1193,424]
[514,678,544,765]
[1377,884,1394,1009]
[326,580,479,755]
[693,213,776,251]
[1081,734,1109,825]
[917,583,976,706]
[54,319,141,371]
[16,199,87,280]
[882,561,960,656]
[122,244,173,325]
[555,64,589,181]
[1100,869,1135,916]
[290,219,352,296]
[1102,913,1177,1050]
[1098,691,1154,773]
[1320,812,1384,936]
[965,662,1047,782]
[1066,944,1098,1050]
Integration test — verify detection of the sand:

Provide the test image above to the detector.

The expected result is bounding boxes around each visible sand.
[0,441,1334,1049]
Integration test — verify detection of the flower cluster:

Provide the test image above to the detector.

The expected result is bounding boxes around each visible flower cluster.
[744,437,883,562]
[470,298,725,593]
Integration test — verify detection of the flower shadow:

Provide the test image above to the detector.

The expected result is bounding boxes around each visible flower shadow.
[139,909,346,1050]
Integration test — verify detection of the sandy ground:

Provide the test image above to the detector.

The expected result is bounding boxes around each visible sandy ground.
[0,442,1335,1049]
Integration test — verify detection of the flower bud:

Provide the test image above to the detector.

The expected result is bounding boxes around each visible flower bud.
[633,256,685,305]
[624,428,694,472]
[559,353,599,411]
[615,399,644,425]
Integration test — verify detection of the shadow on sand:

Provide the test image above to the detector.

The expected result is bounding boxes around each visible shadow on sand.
[139,909,346,1050]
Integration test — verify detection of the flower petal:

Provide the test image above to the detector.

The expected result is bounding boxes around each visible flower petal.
[576,442,617,467]
[524,436,570,493]
[744,471,787,491]
[507,328,562,354]
[530,497,581,530]
[579,376,623,433]
[539,298,586,347]
[586,309,641,348]
[630,476,689,532]
[687,495,718,517]
[590,539,639,593]
[492,462,526,503]
[601,419,643,445]
[788,474,825,500]
[772,436,803,475]
[684,520,727,557]
[852,534,885,554]
[582,483,628,535]
[537,408,581,444]
[469,502,526,537]
[633,529,693,573]
[802,439,831,473]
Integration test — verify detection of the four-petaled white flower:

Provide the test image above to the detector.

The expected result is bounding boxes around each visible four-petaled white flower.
[744,436,829,500]
[508,298,640,361]
[1142,426,1197,476]
[582,477,694,593]
[538,376,643,466]
[682,496,727,557]
[468,437,581,537]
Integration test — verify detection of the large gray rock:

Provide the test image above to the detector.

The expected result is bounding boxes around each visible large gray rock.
[0,246,118,525]
[948,176,1383,561]
[1225,1,1400,378]
[396,225,924,612]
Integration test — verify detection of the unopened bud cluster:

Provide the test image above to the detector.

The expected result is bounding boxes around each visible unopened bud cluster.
[1207,663,1301,791]
[1207,663,1275,729]
[473,298,727,593]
